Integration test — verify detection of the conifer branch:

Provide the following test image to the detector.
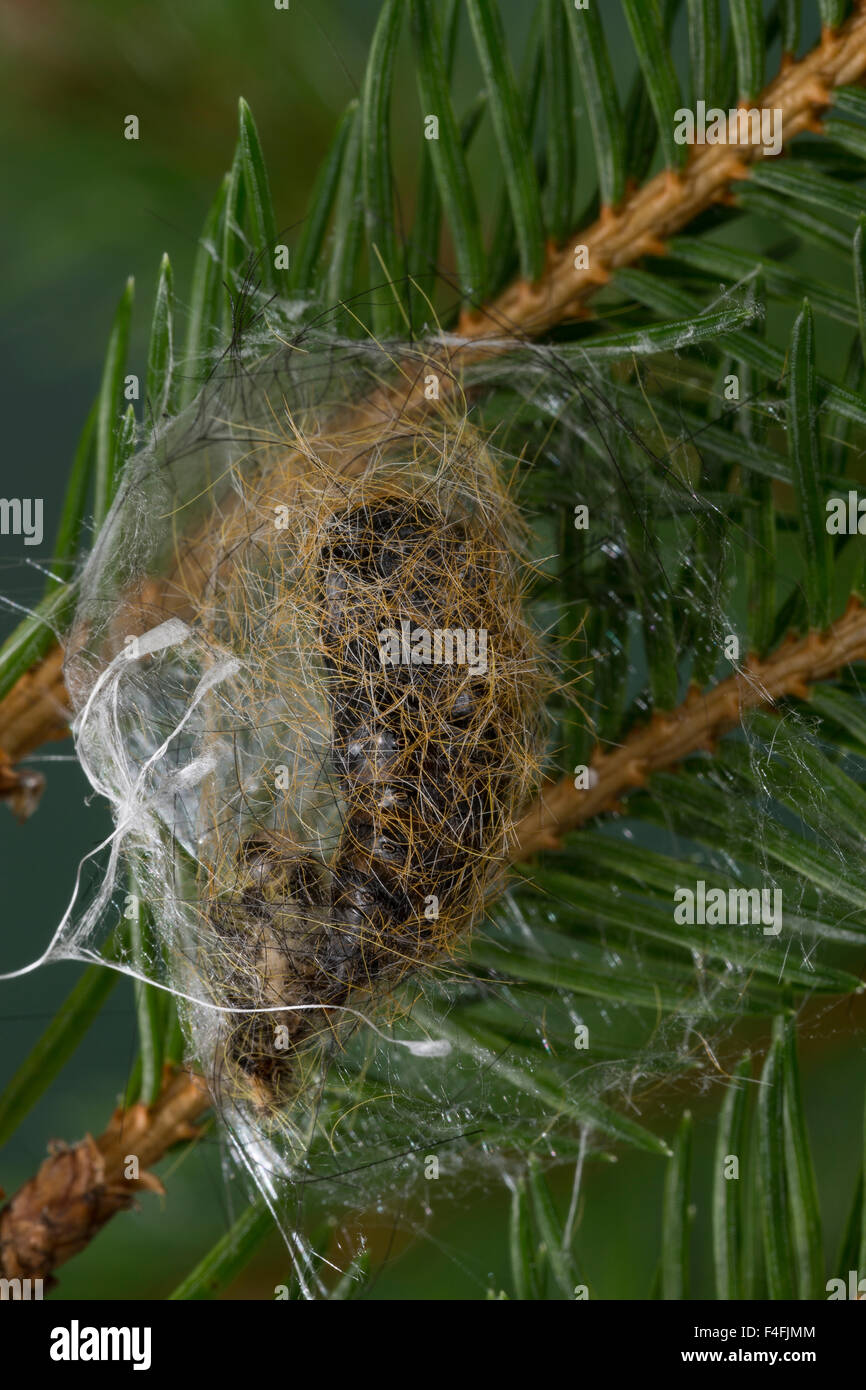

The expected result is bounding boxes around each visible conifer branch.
[2,8,866,797]
[458,2,866,339]
[512,596,866,860]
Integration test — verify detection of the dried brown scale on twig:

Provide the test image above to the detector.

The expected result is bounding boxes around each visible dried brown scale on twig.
[0,751,45,821]
[511,595,866,861]
[0,1066,208,1288]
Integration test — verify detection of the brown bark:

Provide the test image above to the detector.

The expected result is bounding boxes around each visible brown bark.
[0,645,69,760]
[0,1067,208,1288]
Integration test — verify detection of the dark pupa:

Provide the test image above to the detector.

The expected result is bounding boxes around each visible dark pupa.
[209,470,550,1110]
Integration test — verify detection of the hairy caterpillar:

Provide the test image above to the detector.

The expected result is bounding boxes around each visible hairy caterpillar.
[61,337,551,1145]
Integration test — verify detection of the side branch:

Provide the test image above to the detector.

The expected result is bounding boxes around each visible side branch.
[458,4,866,340]
[511,597,866,861]
[0,1066,209,1288]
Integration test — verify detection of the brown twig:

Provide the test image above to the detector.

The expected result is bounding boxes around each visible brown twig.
[0,645,69,760]
[511,596,866,861]
[458,6,866,340]
[0,1066,209,1289]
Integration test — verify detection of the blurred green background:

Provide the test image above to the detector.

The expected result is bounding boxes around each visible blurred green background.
[0,0,863,1300]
